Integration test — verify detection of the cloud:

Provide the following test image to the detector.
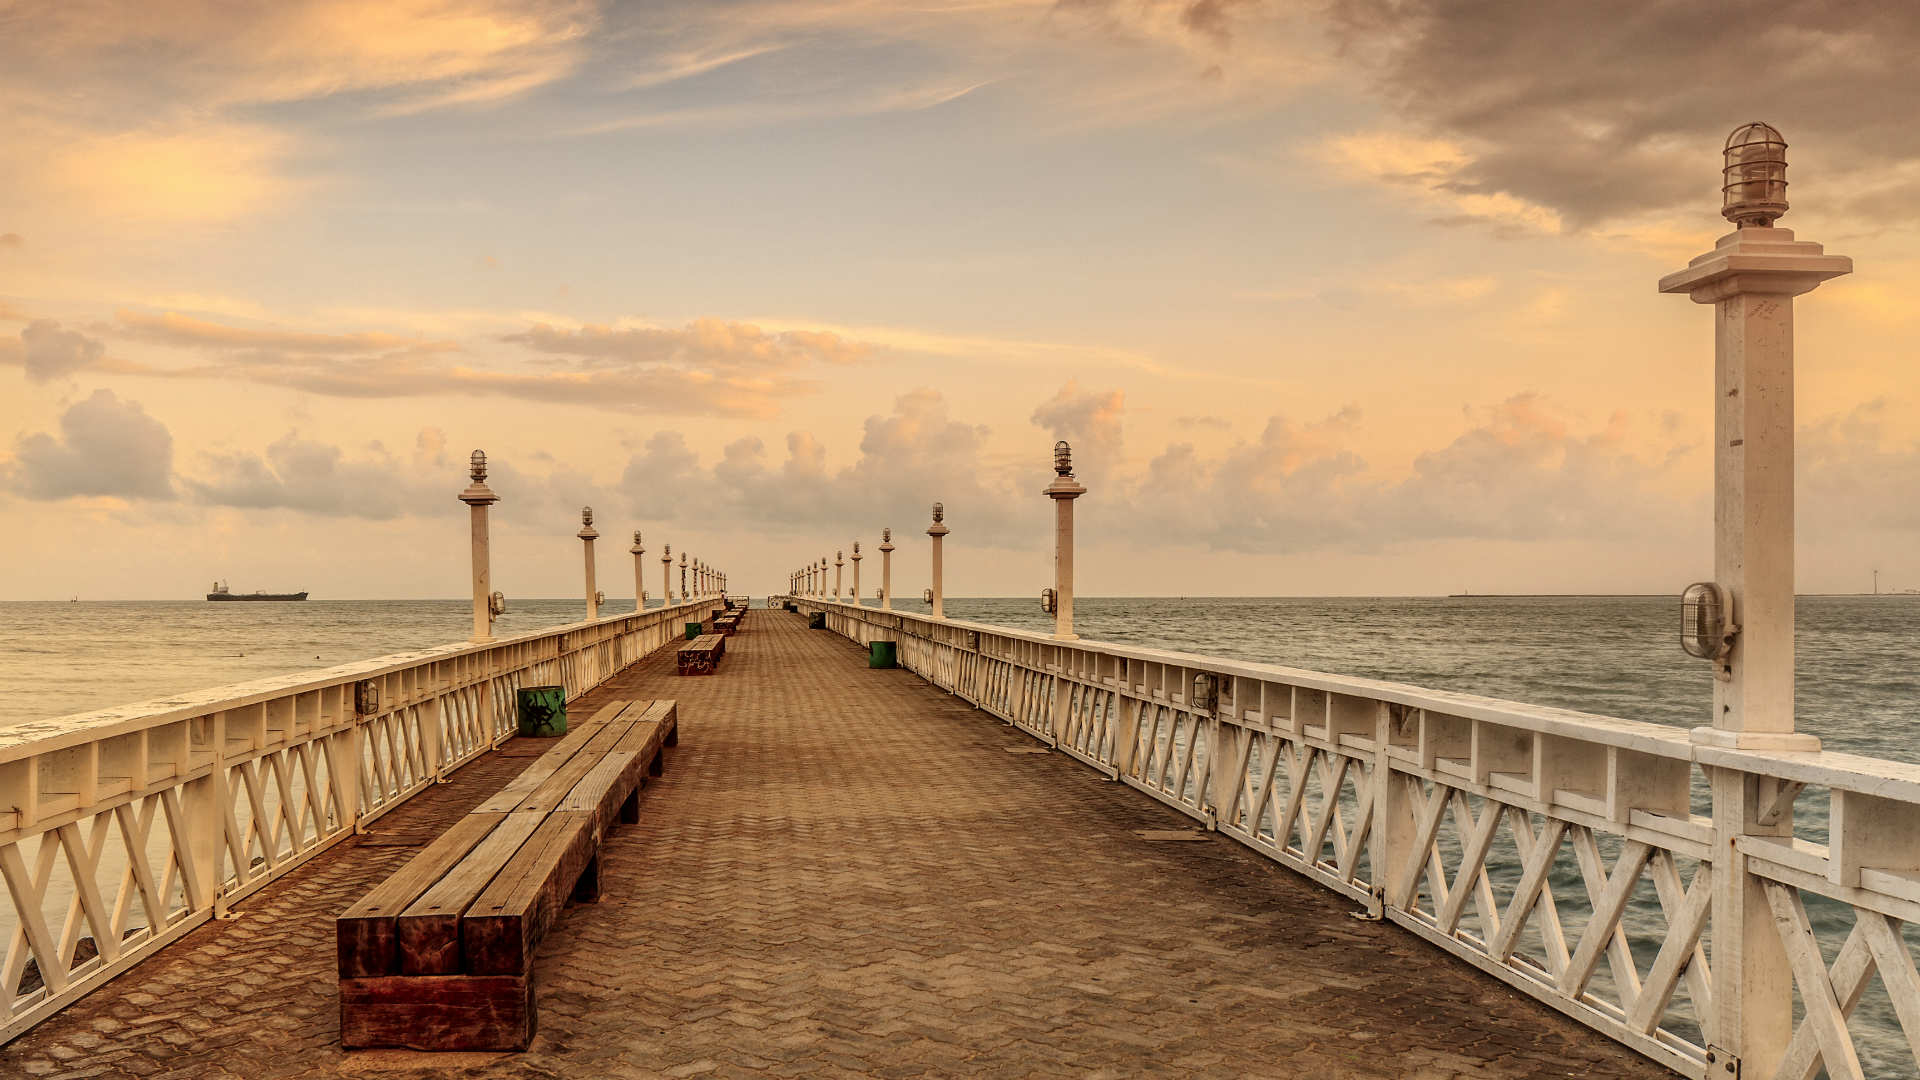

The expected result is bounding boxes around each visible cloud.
[1113,394,1699,554]
[0,234,20,248]
[503,319,873,373]
[613,389,1022,542]
[84,310,887,418]
[116,309,454,354]
[40,125,297,224]
[1325,0,1920,230]
[1314,132,1563,234]
[185,434,437,518]
[20,320,106,381]
[4,390,175,500]
[1030,380,1125,472]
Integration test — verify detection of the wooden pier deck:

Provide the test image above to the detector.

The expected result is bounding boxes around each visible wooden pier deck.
[6,610,1668,1079]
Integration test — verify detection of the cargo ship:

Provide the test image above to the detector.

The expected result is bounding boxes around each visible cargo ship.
[206,581,308,601]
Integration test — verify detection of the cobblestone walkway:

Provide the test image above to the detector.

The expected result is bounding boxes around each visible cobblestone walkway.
[6,610,1669,1079]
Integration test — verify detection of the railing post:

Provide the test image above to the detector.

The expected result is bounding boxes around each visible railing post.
[1046,441,1087,641]
[458,451,500,643]
[879,529,895,610]
[927,503,948,619]
[579,506,600,621]
[1660,123,1851,1077]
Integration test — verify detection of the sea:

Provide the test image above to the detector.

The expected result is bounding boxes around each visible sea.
[3,594,1918,1072]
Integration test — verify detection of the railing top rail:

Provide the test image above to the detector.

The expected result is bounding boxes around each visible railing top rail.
[798,596,1701,760]
[0,598,714,764]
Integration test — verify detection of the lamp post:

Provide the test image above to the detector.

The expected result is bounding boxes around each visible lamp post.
[835,550,844,600]
[850,542,862,607]
[1660,123,1850,1078]
[680,551,688,599]
[879,529,894,611]
[927,502,948,619]
[458,450,500,642]
[631,531,646,611]
[1046,441,1087,640]
[578,506,600,620]
[661,544,673,604]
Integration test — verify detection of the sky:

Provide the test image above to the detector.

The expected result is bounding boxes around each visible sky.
[2,0,1918,601]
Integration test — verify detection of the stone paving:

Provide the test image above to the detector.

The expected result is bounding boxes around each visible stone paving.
[5,609,1671,1079]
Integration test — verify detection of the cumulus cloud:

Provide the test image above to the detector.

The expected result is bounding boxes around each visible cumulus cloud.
[20,320,106,381]
[1117,395,1698,553]
[4,390,174,500]
[0,233,21,248]
[1030,380,1125,473]
[1326,0,1920,230]
[185,434,439,518]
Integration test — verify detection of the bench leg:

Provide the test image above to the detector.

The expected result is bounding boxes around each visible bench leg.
[341,974,535,1051]
[572,855,601,904]
[664,724,678,747]
[620,787,641,824]
[648,750,664,778]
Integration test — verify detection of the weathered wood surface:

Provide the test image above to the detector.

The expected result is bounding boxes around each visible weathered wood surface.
[677,634,725,675]
[339,696,678,1050]
[461,814,597,977]
[336,812,507,978]
[340,973,535,1052]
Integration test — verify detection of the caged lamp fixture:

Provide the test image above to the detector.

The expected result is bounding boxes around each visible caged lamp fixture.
[1722,122,1789,227]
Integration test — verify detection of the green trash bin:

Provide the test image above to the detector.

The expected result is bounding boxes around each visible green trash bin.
[516,685,567,738]
[685,621,703,640]
[869,640,897,668]
[808,612,826,630]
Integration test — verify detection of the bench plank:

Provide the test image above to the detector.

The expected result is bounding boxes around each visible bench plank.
[461,813,597,977]
[492,718,638,817]
[337,812,507,978]
[341,973,534,1051]
[395,812,545,974]
[473,700,638,813]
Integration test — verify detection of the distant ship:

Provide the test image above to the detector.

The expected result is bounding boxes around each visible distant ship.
[206,581,308,602]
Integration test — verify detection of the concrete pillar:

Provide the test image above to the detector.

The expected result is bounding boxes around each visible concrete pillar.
[579,506,600,621]
[1659,124,1850,1078]
[851,543,862,607]
[680,551,688,600]
[927,502,948,618]
[1046,441,1087,640]
[631,531,646,611]
[661,544,673,604]
[458,451,500,642]
[879,529,894,611]
[835,550,844,600]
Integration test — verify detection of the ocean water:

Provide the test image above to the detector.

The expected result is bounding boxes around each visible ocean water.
[3,593,1919,1072]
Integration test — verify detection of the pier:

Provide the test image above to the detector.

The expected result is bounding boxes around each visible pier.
[3,609,1666,1078]
[2,129,1916,1080]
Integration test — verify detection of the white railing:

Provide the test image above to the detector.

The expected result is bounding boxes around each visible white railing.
[0,597,716,1043]
[786,596,1920,1080]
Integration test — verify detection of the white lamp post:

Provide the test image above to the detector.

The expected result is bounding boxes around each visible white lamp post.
[1660,123,1850,1078]
[835,550,844,600]
[1046,441,1087,640]
[661,544,673,604]
[879,529,894,611]
[927,502,948,618]
[579,506,600,620]
[458,450,500,642]
[850,542,862,607]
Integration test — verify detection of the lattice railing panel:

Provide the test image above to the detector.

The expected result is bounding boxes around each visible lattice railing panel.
[0,599,709,1044]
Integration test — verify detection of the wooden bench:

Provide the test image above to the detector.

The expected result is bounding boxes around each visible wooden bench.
[677,633,725,675]
[712,612,742,636]
[337,698,679,1051]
